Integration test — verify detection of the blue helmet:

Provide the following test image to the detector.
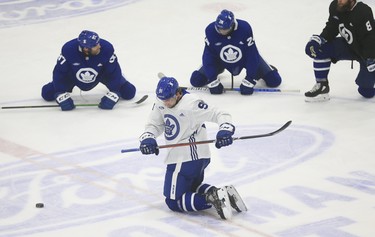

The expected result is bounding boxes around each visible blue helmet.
[77,30,100,48]
[156,77,179,100]
[215,9,235,32]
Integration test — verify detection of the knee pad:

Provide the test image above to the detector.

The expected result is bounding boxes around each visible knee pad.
[263,70,282,87]
[190,70,208,87]
[119,81,136,100]
[358,87,375,98]
[165,198,183,212]
[41,82,56,101]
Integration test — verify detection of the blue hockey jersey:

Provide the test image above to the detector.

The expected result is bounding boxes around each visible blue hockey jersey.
[202,19,261,82]
[52,38,124,94]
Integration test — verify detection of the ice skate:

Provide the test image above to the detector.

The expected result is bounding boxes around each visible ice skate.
[225,185,248,212]
[305,81,330,102]
[206,187,232,220]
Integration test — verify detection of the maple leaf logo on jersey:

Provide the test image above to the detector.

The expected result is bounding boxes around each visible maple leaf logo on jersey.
[220,45,242,63]
[76,68,98,83]
[81,72,95,81]
[164,114,180,141]
[224,48,238,61]
[165,119,175,136]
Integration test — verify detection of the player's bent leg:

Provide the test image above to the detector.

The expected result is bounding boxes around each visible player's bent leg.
[358,87,375,98]
[41,82,56,101]
[190,70,208,87]
[355,67,375,99]
[165,198,183,212]
[263,68,282,87]
[119,81,136,100]
[195,183,214,194]
[165,192,211,212]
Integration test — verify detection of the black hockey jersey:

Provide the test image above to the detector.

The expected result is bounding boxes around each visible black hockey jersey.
[321,1,375,59]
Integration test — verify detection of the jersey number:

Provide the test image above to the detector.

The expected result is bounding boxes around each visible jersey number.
[366,21,372,31]
[247,36,254,46]
[57,54,66,65]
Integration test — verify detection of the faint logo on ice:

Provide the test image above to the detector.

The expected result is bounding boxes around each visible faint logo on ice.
[0,0,140,29]
[206,124,334,183]
[0,124,334,236]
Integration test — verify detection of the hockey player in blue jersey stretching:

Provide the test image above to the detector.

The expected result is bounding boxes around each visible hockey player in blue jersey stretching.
[190,9,282,95]
[41,30,136,110]
[138,76,247,220]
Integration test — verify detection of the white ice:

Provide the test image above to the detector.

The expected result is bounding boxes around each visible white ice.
[0,1,375,237]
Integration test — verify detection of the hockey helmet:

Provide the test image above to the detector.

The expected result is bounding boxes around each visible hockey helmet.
[77,30,100,48]
[156,77,179,100]
[215,9,235,32]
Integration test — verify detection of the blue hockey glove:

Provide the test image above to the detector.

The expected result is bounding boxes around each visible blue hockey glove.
[55,92,75,111]
[366,58,375,72]
[215,123,235,149]
[240,78,256,95]
[98,92,120,110]
[305,35,327,59]
[207,79,224,94]
[139,132,159,155]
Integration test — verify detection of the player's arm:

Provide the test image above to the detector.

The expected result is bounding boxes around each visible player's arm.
[52,49,75,111]
[306,3,337,59]
[98,41,125,109]
[244,25,260,80]
[240,23,260,95]
[357,7,375,60]
[320,2,340,41]
[202,36,221,83]
[139,103,165,155]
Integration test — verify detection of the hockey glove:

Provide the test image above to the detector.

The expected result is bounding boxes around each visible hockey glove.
[240,78,256,95]
[55,92,75,111]
[305,35,327,59]
[139,132,159,155]
[215,123,235,149]
[366,58,375,72]
[99,92,120,110]
[207,79,224,94]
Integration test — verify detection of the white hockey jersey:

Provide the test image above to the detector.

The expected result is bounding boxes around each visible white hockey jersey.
[143,93,232,164]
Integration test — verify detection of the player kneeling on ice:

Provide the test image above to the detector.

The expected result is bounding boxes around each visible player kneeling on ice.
[138,76,247,220]
[41,30,137,111]
[190,9,282,95]
[304,0,375,102]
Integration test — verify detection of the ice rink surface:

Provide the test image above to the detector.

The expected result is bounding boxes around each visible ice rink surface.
[1,0,375,236]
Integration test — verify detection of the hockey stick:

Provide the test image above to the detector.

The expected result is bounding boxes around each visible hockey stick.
[1,95,148,109]
[231,74,234,90]
[157,72,299,93]
[121,120,292,153]
[180,86,300,93]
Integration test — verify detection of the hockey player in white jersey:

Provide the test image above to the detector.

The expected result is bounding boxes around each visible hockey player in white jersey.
[139,76,247,220]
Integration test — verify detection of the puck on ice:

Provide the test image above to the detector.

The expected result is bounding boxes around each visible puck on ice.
[36,203,44,208]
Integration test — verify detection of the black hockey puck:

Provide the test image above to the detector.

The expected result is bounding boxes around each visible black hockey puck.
[36,203,44,208]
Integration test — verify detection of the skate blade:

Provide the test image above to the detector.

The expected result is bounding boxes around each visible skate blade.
[305,93,330,102]
[226,185,248,212]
